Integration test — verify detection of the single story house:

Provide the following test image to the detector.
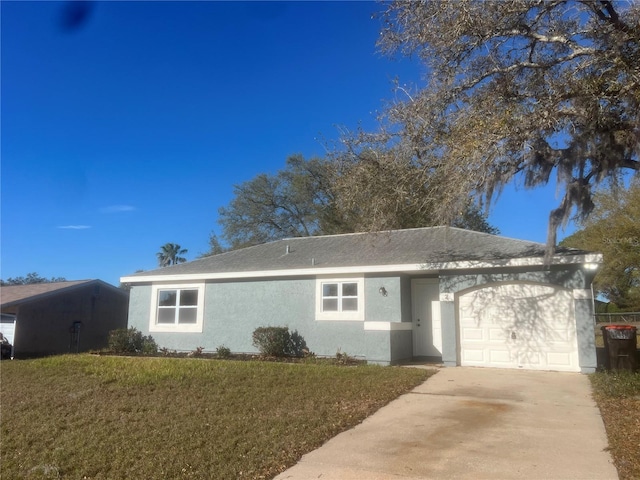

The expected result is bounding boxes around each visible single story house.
[0,279,129,357]
[121,227,602,372]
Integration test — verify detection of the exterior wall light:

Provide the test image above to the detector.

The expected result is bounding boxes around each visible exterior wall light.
[583,263,599,271]
[379,287,388,296]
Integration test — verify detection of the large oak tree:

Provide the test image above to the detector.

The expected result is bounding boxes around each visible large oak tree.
[346,0,639,247]
[217,155,344,250]
[216,154,497,250]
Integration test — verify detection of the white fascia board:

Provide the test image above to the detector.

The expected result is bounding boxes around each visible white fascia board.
[120,264,425,284]
[120,253,603,284]
[364,322,413,331]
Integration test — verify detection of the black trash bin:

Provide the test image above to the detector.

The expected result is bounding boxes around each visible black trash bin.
[601,325,638,371]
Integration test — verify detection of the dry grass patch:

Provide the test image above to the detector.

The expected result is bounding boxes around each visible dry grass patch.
[1,355,433,479]
[590,371,640,480]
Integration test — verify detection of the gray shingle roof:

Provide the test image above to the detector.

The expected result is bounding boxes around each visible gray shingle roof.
[1,280,125,309]
[124,227,587,280]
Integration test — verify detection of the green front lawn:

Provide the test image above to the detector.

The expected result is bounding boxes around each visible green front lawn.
[591,371,640,480]
[0,355,432,479]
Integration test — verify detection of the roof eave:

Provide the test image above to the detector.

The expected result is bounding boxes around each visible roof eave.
[120,252,603,284]
[0,279,127,309]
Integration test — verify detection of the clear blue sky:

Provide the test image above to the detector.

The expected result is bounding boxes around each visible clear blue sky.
[1,1,575,286]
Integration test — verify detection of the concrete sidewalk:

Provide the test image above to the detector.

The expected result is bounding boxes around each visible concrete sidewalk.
[274,367,618,480]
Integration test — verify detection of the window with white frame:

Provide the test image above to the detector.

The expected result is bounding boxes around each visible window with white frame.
[150,284,204,332]
[316,277,364,321]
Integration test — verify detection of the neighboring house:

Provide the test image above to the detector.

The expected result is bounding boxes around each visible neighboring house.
[0,280,129,357]
[121,227,602,373]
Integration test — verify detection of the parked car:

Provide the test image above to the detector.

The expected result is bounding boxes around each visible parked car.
[0,333,12,359]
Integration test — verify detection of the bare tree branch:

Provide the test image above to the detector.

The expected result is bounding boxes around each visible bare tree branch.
[341,0,640,251]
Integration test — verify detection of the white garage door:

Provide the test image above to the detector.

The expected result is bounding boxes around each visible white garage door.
[0,314,16,345]
[459,284,579,372]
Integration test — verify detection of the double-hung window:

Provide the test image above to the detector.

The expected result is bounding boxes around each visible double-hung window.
[316,276,364,321]
[150,284,204,332]
[157,289,198,324]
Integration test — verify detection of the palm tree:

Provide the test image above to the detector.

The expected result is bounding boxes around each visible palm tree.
[157,243,188,267]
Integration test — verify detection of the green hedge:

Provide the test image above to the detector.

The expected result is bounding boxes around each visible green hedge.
[108,327,158,354]
[252,327,308,357]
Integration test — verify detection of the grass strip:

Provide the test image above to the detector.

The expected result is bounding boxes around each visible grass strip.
[1,355,433,479]
[590,371,640,480]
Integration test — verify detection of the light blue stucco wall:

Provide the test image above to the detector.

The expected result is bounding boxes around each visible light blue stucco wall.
[127,266,596,369]
[127,276,413,363]
[363,275,407,364]
[574,298,598,371]
[128,285,151,332]
[390,330,413,364]
[364,275,403,323]
[440,300,457,367]
[439,269,588,294]
[202,278,315,353]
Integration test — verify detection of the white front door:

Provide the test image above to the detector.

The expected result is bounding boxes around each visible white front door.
[411,279,441,357]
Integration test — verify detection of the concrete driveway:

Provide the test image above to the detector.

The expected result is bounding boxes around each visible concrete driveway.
[275,367,618,480]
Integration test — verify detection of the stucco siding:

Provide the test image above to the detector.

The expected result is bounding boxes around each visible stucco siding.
[364,276,403,323]
[128,285,152,333]
[202,278,314,353]
[315,321,366,358]
[365,330,392,364]
[439,300,457,367]
[129,278,370,358]
[127,266,596,369]
[439,269,586,294]
[400,275,413,323]
[574,298,597,372]
[390,329,413,364]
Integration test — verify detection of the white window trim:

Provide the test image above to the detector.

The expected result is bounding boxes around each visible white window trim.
[149,283,205,333]
[315,276,364,321]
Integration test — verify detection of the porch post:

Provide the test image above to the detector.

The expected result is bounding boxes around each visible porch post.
[439,292,457,367]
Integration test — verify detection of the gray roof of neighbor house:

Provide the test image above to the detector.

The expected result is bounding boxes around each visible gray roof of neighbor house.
[123,227,594,281]
[1,279,127,309]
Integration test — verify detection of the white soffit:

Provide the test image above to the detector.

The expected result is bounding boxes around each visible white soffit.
[364,322,413,331]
